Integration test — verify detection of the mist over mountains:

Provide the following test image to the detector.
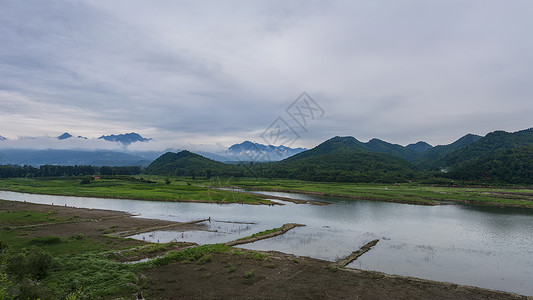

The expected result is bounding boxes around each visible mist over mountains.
[0,132,307,166]
[1,128,532,184]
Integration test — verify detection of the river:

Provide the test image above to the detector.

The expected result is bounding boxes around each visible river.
[1,190,532,296]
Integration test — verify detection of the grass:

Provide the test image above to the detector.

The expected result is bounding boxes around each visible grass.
[0,210,62,226]
[0,177,273,205]
[244,269,254,279]
[237,226,285,241]
[205,177,533,208]
[42,253,139,299]
[143,244,233,267]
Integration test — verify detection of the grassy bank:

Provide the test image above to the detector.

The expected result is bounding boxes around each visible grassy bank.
[208,177,533,208]
[0,177,272,205]
[1,176,532,208]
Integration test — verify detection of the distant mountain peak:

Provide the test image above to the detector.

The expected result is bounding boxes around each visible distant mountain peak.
[57,132,73,140]
[227,141,306,161]
[98,132,151,145]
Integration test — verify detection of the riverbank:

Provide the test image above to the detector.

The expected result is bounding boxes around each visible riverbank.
[224,178,533,208]
[0,199,529,299]
[0,177,275,205]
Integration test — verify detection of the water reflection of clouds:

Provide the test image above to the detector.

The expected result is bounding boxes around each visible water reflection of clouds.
[2,190,533,296]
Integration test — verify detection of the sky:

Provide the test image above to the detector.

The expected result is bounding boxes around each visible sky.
[1,0,532,151]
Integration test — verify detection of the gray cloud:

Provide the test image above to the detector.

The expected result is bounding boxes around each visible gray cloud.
[1,0,532,150]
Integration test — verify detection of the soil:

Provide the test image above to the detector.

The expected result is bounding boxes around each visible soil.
[1,199,530,299]
[141,251,528,300]
[0,199,205,250]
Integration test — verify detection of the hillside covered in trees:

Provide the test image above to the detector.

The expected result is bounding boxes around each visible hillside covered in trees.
[145,128,533,184]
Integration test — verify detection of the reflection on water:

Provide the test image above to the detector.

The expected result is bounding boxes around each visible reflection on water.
[1,190,532,296]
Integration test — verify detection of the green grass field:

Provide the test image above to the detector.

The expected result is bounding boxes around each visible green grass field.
[203,177,533,208]
[1,176,532,207]
[0,177,271,205]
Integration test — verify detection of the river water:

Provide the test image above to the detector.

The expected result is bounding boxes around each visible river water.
[1,190,532,296]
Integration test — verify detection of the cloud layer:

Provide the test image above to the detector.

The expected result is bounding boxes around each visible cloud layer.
[1,0,532,149]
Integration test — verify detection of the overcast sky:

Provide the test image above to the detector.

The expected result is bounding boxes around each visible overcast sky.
[1,0,532,150]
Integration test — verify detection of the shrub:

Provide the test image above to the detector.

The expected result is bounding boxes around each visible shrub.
[80,176,92,185]
[6,248,52,280]
[69,233,85,240]
[29,236,61,246]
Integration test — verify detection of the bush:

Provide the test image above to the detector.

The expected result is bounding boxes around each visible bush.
[69,233,85,240]
[6,248,52,280]
[80,176,92,185]
[29,236,61,246]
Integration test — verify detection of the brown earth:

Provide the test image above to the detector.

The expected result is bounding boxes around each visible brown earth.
[141,251,528,300]
[0,199,206,250]
[1,199,530,299]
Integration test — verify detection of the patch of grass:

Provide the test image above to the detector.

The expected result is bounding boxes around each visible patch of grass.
[0,211,63,226]
[244,269,254,279]
[143,244,232,268]
[291,258,300,264]
[237,226,284,241]
[43,253,139,299]
[250,252,267,261]
[227,264,236,273]
[69,233,85,240]
[197,254,212,265]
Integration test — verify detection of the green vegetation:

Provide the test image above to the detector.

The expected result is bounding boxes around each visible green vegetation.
[216,177,533,207]
[0,210,61,226]
[244,269,254,279]
[1,207,276,299]
[0,177,272,205]
[144,128,533,185]
[146,150,240,177]
[237,226,285,241]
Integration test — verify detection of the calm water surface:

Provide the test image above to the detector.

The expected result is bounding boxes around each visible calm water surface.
[1,190,532,296]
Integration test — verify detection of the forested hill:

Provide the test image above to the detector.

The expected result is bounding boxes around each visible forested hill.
[145,128,533,184]
[270,136,415,182]
[145,150,239,177]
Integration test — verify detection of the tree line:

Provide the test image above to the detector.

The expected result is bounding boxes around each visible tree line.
[0,165,142,178]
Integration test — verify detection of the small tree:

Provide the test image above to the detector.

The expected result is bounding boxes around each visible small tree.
[164,178,171,185]
[80,176,92,185]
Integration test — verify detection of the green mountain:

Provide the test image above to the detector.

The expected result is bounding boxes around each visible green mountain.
[145,150,238,176]
[449,145,533,184]
[270,136,415,183]
[363,138,420,162]
[417,133,482,168]
[145,128,533,184]
[430,129,533,170]
[406,141,433,152]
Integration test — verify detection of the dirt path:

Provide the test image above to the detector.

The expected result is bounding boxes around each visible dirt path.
[335,239,379,267]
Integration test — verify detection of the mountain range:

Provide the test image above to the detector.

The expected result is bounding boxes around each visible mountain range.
[0,132,306,166]
[147,128,533,184]
[2,128,532,184]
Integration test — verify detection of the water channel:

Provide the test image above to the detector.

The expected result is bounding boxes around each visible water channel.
[1,190,532,296]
